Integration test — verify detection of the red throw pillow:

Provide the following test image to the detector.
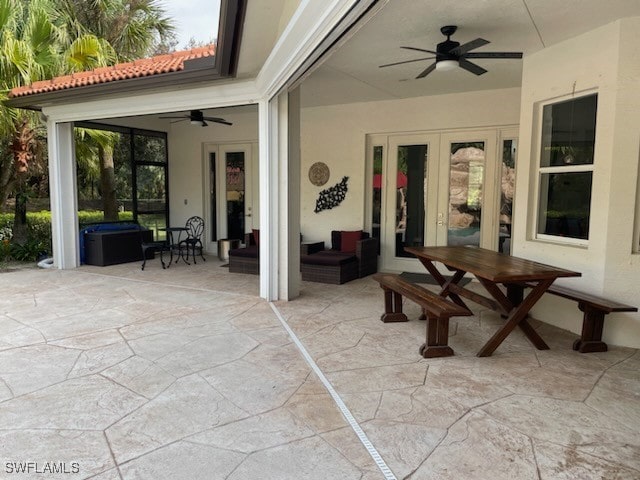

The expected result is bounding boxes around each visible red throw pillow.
[252,229,260,247]
[340,230,362,253]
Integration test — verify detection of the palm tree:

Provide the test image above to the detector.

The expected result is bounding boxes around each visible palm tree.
[57,0,176,220]
[0,0,115,242]
[55,0,176,61]
[75,128,121,221]
[1,0,175,244]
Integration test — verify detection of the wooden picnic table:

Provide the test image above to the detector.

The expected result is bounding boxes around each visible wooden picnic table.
[404,246,581,357]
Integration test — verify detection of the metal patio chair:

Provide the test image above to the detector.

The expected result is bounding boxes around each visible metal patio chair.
[178,216,206,264]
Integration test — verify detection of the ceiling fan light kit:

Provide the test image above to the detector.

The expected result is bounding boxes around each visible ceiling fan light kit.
[379,25,522,79]
[436,59,458,71]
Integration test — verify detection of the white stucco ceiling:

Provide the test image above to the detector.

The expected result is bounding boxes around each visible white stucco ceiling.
[300,0,640,107]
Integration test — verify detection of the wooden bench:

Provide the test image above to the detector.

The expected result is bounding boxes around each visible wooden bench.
[373,273,472,358]
[520,282,637,353]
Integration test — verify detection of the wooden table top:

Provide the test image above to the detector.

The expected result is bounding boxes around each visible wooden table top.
[405,246,581,283]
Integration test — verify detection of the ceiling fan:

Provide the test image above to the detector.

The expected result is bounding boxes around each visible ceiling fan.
[159,109,233,126]
[379,25,523,78]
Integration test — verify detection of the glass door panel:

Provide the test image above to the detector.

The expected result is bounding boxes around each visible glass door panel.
[447,142,485,247]
[499,139,517,253]
[209,152,217,241]
[371,145,383,250]
[395,145,427,257]
[438,130,498,250]
[225,151,245,240]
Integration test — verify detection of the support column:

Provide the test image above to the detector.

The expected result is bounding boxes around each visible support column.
[258,99,278,300]
[282,88,301,299]
[257,90,302,301]
[47,121,79,268]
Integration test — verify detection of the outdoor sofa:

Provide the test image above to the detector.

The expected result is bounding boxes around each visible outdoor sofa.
[300,230,378,284]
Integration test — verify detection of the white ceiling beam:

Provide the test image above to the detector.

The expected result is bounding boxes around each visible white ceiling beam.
[42,79,260,123]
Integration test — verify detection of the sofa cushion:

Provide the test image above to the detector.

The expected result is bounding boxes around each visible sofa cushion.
[340,230,362,253]
[229,245,258,258]
[301,251,356,266]
[331,230,370,251]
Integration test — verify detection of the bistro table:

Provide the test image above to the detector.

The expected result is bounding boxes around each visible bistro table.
[404,246,581,357]
[160,226,188,264]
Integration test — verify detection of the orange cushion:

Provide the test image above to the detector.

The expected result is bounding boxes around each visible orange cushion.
[340,230,362,253]
[252,229,260,247]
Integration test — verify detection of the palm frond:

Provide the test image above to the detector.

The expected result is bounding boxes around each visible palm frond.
[2,36,40,85]
[25,4,55,53]
[0,0,17,34]
[65,34,110,72]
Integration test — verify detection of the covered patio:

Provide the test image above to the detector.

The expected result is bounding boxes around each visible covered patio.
[3,2,640,477]
[1,261,638,479]
[7,0,640,351]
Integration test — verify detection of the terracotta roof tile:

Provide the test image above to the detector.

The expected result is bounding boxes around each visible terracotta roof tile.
[9,44,216,98]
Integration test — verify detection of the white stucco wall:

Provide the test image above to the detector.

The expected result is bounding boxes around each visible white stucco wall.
[514,18,640,348]
[299,88,522,245]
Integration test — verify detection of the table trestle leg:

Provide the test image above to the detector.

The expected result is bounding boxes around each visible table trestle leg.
[477,279,554,357]
[415,260,470,319]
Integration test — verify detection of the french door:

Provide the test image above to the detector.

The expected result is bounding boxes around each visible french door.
[367,129,507,273]
[204,143,254,252]
[380,134,440,272]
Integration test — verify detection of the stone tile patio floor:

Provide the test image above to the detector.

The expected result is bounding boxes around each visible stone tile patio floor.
[0,256,638,479]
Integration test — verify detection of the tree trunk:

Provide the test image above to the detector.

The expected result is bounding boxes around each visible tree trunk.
[0,151,16,212]
[12,181,28,245]
[10,118,36,244]
[99,144,118,221]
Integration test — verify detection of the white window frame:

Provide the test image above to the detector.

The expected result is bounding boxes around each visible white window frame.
[533,92,597,247]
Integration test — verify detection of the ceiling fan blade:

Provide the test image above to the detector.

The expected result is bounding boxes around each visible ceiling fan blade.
[465,52,523,59]
[159,115,187,119]
[450,38,490,55]
[416,62,437,79]
[201,120,208,127]
[379,57,435,68]
[401,46,438,55]
[203,117,233,126]
[169,119,187,124]
[458,59,488,76]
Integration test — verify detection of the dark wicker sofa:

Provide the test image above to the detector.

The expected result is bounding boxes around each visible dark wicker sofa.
[228,232,259,274]
[300,230,378,284]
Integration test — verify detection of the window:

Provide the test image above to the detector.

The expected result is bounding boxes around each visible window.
[75,122,169,239]
[536,94,597,242]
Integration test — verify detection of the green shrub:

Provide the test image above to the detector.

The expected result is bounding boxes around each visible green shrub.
[10,238,48,261]
[0,210,135,262]
[78,210,134,227]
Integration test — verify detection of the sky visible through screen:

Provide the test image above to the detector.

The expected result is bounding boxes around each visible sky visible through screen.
[160,0,221,49]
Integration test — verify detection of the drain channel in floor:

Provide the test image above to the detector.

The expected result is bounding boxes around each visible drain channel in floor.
[269,302,397,480]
